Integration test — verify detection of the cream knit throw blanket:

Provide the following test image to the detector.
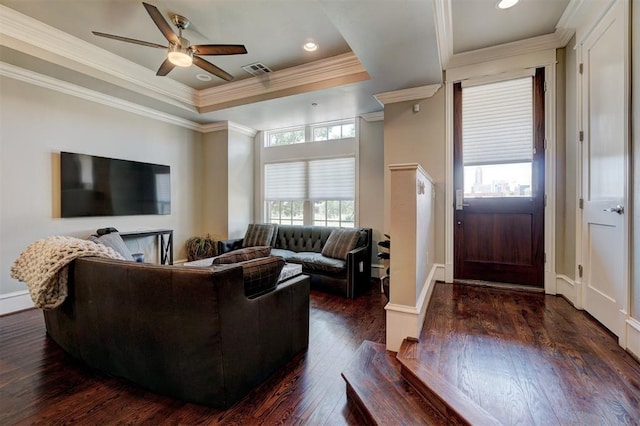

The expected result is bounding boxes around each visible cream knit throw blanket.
[11,236,125,309]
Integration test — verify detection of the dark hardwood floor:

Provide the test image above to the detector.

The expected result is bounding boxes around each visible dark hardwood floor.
[0,287,387,425]
[3,282,640,425]
[416,283,640,425]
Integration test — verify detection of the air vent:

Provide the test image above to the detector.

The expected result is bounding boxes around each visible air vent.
[242,62,272,76]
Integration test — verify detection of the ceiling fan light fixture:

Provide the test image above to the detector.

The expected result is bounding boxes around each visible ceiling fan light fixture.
[497,0,519,9]
[168,42,193,67]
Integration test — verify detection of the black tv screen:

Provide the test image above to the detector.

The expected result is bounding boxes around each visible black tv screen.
[60,152,171,217]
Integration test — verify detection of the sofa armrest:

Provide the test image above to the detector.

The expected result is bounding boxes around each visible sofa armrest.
[217,238,244,255]
[346,246,371,299]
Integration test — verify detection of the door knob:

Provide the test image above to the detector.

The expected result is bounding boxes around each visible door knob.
[603,205,624,214]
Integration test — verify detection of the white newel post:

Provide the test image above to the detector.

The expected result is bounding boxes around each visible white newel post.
[385,163,436,352]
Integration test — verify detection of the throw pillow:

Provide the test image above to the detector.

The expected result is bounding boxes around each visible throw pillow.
[321,229,361,260]
[89,232,134,261]
[240,256,285,298]
[242,223,277,248]
[212,246,272,265]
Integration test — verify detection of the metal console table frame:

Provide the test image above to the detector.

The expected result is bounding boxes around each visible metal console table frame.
[120,229,173,265]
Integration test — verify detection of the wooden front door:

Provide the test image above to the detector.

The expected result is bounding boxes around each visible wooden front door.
[454,69,545,287]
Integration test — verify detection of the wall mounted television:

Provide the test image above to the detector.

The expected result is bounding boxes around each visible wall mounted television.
[60,152,171,218]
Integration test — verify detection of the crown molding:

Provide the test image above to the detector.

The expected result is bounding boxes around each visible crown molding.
[196,52,369,112]
[0,62,203,131]
[374,83,442,106]
[200,121,258,137]
[0,5,371,120]
[228,121,258,137]
[360,111,384,122]
[555,0,616,44]
[0,5,198,112]
[445,29,572,70]
[556,0,585,29]
[433,0,453,69]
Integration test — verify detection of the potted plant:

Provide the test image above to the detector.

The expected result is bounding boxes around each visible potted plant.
[186,234,216,261]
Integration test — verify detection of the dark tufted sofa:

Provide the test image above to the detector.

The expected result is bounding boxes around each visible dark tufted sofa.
[218,225,372,298]
[43,257,310,408]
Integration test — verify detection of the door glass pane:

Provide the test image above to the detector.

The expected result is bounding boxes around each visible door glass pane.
[462,77,533,198]
[464,162,532,197]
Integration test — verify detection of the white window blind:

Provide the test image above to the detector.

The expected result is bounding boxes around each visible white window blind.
[264,162,306,200]
[264,157,355,201]
[462,77,533,166]
[309,157,355,200]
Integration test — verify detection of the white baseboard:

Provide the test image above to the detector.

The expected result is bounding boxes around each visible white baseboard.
[556,274,577,306]
[385,263,438,352]
[625,317,640,359]
[434,263,445,282]
[0,290,33,316]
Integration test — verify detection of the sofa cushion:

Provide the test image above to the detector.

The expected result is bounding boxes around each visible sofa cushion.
[287,252,346,275]
[242,224,277,248]
[271,248,296,261]
[89,232,134,261]
[212,246,272,265]
[240,256,285,298]
[321,229,360,260]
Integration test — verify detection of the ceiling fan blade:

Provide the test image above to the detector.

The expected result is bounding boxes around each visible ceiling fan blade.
[92,31,167,49]
[191,44,247,56]
[142,2,179,45]
[156,58,176,76]
[193,56,233,81]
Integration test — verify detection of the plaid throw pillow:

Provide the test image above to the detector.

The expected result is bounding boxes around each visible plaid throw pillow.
[242,224,277,248]
[321,229,360,260]
[240,256,285,298]
[212,246,272,264]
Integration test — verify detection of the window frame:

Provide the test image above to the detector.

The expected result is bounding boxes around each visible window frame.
[259,119,358,227]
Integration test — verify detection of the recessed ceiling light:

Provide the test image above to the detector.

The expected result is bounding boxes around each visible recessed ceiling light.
[497,0,519,9]
[303,41,318,52]
[196,73,212,81]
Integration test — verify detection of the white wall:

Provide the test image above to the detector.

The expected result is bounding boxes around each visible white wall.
[202,130,229,241]
[357,118,385,271]
[228,129,254,239]
[0,77,203,299]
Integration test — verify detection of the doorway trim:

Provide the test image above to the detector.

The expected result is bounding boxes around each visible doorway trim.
[444,49,558,294]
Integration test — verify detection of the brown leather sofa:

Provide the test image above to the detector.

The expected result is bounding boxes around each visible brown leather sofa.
[43,257,310,408]
[218,225,372,299]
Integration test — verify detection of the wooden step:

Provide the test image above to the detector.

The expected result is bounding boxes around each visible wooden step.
[341,341,447,425]
[397,339,502,426]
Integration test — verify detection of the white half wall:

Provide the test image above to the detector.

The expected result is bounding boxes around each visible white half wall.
[386,163,436,351]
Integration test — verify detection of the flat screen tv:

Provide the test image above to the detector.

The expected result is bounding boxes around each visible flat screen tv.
[60,152,171,218]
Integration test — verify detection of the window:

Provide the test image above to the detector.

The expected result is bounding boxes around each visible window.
[312,122,355,141]
[267,200,304,225]
[266,127,305,147]
[462,77,533,198]
[265,120,355,146]
[314,200,354,227]
[264,157,355,227]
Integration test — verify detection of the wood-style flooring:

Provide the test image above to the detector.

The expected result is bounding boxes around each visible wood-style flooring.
[0,287,386,425]
[2,282,640,425]
[412,283,640,425]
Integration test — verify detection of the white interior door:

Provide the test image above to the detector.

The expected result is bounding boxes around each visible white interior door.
[581,0,628,340]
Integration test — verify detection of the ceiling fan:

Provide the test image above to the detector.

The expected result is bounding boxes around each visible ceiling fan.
[92,2,247,81]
